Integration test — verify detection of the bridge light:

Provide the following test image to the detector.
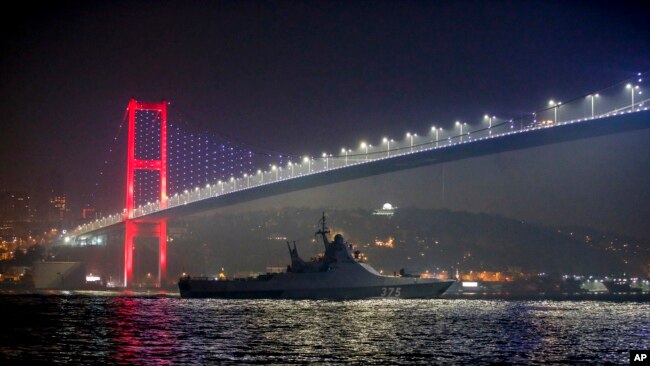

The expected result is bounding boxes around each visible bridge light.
[406,133,416,152]
[626,84,639,110]
[303,156,312,172]
[587,94,600,118]
[484,115,495,134]
[382,138,392,157]
[341,148,350,164]
[360,142,369,161]
[455,121,467,141]
[549,100,560,123]
[431,127,441,147]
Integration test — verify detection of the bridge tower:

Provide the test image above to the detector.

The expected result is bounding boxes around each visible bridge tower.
[124,99,168,288]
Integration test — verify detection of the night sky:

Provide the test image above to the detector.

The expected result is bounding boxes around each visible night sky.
[1,1,649,237]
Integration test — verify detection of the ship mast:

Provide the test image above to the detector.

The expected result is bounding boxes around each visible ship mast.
[315,211,330,249]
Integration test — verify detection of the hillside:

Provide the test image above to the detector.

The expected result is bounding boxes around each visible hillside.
[169,208,649,277]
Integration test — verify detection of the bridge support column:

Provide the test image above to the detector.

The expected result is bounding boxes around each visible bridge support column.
[124,221,135,287]
[123,99,169,288]
[123,219,167,288]
[158,220,167,286]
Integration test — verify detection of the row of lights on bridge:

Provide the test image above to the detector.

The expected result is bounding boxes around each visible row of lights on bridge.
[75,74,646,234]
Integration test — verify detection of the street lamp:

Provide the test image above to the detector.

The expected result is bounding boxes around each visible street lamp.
[272,165,278,180]
[431,126,442,147]
[288,162,294,177]
[207,183,212,196]
[382,137,393,157]
[484,115,495,135]
[360,142,369,161]
[455,121,467,142]
[257,169,263,183]
[626,84,639,111]
[587,94,599,118]
[322,153,329,169]
[303,156,311,173]
[341,148,349,165]
[406,132,417,152]
[244,173,250,187]
[549,100,560,124]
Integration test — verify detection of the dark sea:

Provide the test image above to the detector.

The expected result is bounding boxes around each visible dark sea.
[0,293,648,365]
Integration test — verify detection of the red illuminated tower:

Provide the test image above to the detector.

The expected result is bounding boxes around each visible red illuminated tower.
[124,99,168,288]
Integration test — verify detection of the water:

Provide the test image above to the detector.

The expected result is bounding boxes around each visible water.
[1,294,648,365]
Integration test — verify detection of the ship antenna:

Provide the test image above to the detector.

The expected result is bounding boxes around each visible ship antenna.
[322,212,328,233]
[317,211,330,234]
[315,211,330,247]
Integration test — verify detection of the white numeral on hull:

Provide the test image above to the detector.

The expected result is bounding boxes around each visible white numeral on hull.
[380,287,401,297]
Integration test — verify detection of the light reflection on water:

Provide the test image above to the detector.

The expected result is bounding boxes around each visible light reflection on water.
[1,296,648,365]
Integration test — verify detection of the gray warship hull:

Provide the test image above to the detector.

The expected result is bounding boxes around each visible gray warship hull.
[179,280,453,299]
[179,263,454,299]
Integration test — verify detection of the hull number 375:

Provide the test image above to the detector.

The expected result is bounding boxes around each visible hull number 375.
[380,287,401,297]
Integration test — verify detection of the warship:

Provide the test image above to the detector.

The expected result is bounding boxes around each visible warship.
[179,213,454,299]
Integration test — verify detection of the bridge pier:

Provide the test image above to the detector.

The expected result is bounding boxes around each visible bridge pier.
[124,219,167,288]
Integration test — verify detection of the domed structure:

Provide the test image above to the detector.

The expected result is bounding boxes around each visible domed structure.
[373,202,396,216]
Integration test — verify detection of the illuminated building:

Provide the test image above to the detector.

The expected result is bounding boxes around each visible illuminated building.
[50,195,66,221]
[0,191,31,239]
[373,202,396,216]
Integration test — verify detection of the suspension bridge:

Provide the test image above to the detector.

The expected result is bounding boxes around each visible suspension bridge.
[63,74,650,288]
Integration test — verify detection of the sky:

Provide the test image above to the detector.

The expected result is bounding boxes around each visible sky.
[1,1,649,237]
